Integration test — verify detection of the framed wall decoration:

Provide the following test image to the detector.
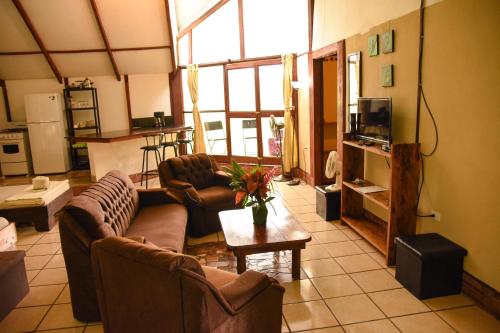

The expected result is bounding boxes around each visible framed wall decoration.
[381,64,393,87]
[368,35,378,56]
[382,30,394,53]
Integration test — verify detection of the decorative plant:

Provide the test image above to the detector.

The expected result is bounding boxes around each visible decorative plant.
[224,160,276,224]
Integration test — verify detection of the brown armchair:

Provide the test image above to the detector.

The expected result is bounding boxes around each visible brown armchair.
[159,153,239,237]
[91,237,284,333]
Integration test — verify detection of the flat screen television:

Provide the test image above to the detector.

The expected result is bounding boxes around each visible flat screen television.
[356,97,392,144]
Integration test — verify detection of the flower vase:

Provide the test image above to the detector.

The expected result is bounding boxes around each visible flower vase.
[252,203,268,225]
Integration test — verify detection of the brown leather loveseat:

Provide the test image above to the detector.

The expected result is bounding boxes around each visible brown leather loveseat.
[59,170,188,322]
[92,237,285,333]
[159,153,239,237]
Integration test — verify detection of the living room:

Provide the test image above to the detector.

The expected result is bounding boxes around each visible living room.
[0,0,499,332]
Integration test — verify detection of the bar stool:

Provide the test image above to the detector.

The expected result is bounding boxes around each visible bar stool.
[177,129,194,154]
[160,132,179,160]
[140,134,162,188]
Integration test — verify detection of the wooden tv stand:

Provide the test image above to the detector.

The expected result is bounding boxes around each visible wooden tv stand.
[341,140,420,265]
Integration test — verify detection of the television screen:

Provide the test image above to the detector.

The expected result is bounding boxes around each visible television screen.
[356,98,392,144]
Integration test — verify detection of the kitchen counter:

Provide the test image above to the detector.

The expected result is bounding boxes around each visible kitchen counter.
[66,126,191,143]
[65,125,192,181]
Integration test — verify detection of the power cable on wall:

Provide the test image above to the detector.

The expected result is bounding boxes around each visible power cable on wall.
[415,0,440,217]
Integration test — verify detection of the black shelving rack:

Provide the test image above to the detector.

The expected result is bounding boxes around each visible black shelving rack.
[63,87,101,170]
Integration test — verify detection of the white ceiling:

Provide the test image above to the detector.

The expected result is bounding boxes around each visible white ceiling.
[0,0,176,81]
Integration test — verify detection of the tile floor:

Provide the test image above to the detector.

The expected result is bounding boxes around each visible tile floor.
[1,180,500,333]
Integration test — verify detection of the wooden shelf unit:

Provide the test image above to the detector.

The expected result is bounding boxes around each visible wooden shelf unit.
[341,140,420,265]
[63,87,101,170]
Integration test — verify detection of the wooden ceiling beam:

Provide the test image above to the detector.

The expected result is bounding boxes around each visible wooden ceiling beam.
[177,0,230,39]
[11,0,63,83]
[89,0,121,81]
[164,0,176,73]
[0,79,13,122]
[0,46,172,56]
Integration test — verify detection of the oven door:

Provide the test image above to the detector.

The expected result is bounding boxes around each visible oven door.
[0,139,26,163]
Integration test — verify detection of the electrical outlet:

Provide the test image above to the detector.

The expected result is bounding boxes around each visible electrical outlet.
[431,210,441,221]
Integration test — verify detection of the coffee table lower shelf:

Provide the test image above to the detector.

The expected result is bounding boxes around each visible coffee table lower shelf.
[229,244,305,279]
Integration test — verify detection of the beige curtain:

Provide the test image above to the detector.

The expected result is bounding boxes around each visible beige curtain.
[187,64,206,153]
[282,54,298,174]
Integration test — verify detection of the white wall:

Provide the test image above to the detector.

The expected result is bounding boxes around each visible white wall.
[2,73,173,133]
[129,73,171,119]
[5,79,64,122]
[67,76,129,132]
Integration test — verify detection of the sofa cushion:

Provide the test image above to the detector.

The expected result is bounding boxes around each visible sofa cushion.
[65,171,139,238]
[168,154,215,190]
[64,196,115,239]
[197,186,236,211]
[125,204,188,253]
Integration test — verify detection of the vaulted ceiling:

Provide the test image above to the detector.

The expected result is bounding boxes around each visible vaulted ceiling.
[174,0,215,31]
[0,0,176,81]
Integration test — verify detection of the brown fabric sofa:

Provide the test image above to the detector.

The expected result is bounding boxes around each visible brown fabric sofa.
[92,237,284,333]
[59,170,188,322]
[159,153,239,237]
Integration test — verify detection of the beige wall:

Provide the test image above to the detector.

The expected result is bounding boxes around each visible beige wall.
[312,0,500,290]
[297,54,311,173]
[313,0,442,50]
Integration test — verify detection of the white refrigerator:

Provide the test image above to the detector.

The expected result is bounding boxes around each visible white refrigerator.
[25,93,71,174]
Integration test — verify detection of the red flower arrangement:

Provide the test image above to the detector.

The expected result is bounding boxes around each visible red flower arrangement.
[224,160,276,224]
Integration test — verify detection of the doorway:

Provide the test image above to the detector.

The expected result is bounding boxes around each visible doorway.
[309,40,346,186]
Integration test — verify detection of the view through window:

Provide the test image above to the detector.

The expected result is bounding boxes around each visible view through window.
[180,0,307,164]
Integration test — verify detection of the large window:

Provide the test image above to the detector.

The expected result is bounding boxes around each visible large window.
[178,0,305,163]
[182,60,285,163]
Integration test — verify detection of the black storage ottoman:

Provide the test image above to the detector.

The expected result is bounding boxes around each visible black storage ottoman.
[395,233,467,299]
[0,250,29,320]
[315,186,340,221]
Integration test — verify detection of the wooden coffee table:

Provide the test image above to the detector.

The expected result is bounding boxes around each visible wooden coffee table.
[219,207,311,279]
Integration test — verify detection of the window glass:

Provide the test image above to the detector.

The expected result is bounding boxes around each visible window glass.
[228,68,256,111]
[178,35,190,66]
[198,66,225,111]
[202,112,227,155]
[192,0,240,63]
[262,117,284,157]
[182,69,192,111]
[259,65,283,110]
[230,118,258,156]
[243,0,308,58]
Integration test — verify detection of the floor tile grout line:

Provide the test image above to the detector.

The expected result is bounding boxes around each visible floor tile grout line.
[389,310,460,333]
[33,282,82,332]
